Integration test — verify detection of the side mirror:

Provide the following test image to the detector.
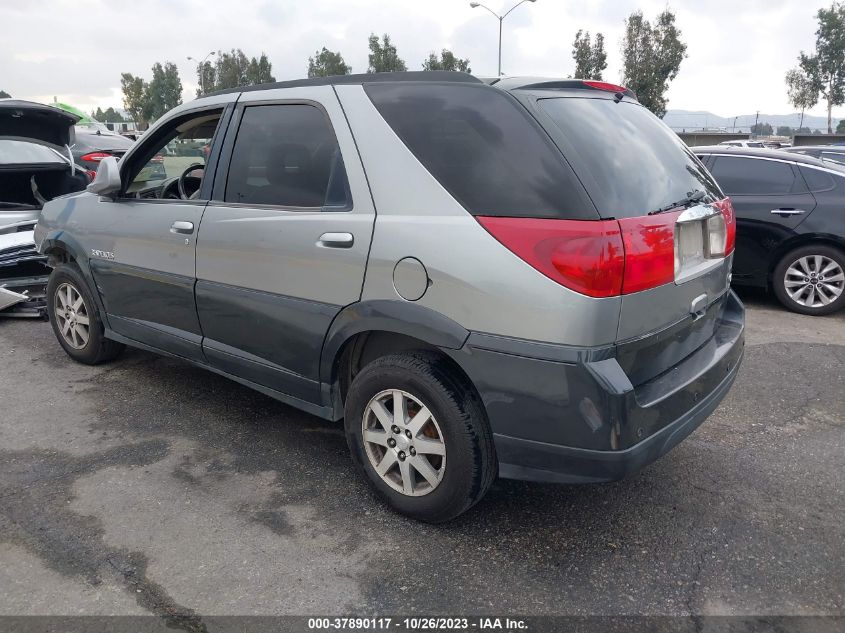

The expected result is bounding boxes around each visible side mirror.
[86,156,121,195]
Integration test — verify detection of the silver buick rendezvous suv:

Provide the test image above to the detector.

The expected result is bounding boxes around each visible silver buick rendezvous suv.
[35,72,745,522]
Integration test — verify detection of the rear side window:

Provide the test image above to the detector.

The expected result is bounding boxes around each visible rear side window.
[821,151,845,166]
[800,166,836,192]
[225,104,350,209]
[710,157,804,195]
[365,83,593,219]
[536,97,722,218]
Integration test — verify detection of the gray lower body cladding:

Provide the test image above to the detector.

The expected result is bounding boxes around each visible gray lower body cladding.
[447,291,745,484]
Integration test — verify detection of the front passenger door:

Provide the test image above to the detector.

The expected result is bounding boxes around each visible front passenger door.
[86,104,231,361]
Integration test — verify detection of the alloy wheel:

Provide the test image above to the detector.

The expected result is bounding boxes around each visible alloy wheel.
[783,255,845,308]
[54,282,90,349]
[361,389,446,497]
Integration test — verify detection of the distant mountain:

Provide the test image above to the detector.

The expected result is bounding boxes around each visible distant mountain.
[663,109,836,132]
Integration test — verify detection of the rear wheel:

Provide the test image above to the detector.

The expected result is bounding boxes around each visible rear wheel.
[344,352,496,523]
[46,264,125,364]
[773,245,845,316]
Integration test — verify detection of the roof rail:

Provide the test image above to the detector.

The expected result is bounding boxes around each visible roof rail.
[205,71,483,97]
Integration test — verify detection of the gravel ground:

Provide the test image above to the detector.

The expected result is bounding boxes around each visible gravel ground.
[0,288,843,624]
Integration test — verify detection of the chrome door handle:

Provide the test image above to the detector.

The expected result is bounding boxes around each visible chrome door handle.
[170,221,194,234]
[770,208,806,216]
[317,232,354,248]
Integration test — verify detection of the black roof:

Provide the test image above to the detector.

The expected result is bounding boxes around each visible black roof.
[693,145,835,168]
[206,71,483,97]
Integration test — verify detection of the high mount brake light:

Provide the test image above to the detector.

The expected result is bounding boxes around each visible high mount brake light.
[582,80,629,94]
[477,198,732,298]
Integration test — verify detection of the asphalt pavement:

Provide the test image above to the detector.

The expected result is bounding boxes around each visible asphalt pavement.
[0,288,843,624]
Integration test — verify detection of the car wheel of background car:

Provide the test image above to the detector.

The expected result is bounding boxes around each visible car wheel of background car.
[344,352,496,523]
[46,263,125,364]
[773,245,845,316]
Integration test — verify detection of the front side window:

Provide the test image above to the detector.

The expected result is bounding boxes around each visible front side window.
[710,157,803,195]
[224,104,349,209]
[125,111,222,199]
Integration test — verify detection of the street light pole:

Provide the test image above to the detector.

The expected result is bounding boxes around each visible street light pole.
[188,51,216,95]
[470,0,538,77]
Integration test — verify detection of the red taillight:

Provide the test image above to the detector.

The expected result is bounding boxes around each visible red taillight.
[80,152,110,163]
[476,216,625,298]
[583,80,628,94]
[151,154,164,164]
[477,199,732,297]
[85,169,96,182]
[617,212,678,294]
[713,197,736,255]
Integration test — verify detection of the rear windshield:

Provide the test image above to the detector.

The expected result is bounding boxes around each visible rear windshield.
[0,140,66,165]
[537,97,722,218]
[365,83,594,219]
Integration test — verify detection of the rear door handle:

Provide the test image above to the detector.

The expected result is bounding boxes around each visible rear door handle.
[170,221,195,234]
[770,208,806,216]
[317,232,354,248]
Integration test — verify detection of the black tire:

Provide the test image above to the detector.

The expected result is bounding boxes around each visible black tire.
[46,263,125,364]
[773,245,845,316]
[344,352,496,523]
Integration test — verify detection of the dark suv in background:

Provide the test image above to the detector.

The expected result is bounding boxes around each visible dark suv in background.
[696,146,845,315]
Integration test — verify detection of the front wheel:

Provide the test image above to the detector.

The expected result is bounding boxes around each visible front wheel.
[773,245,845,316]
[344,352,496,523]
[46,263,125,364]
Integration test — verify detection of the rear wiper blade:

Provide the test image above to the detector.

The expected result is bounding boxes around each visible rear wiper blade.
[650,189,706,215]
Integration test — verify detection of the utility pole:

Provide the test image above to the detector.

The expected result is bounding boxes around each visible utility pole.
[470,0,538,76]
[753,111,760,137]
[188,51,216,96]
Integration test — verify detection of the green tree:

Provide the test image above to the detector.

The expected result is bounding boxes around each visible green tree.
[144,62,182,122]
[572,30,607,80]
[785,68,819,130]
[197,49,275,96]
[422,49,471,72]
[777,125,793,136]
[751,122,774,136]
[92,107,125,123]
[799,3,845,133]
[308,47,352,77]
[0,90,10,98]
[367,34,407,73]
[621,10,687,117]
[837,119,845,133]
[120,73,147,125]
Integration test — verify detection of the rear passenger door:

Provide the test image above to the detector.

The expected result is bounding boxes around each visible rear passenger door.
[708,155,816,284]
[195,87,375,406]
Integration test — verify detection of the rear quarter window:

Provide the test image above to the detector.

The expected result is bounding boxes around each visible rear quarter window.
[800,166,836,192]
[364,83,595,219]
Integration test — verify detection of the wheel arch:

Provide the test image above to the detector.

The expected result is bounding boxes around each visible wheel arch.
[768,233,845,284]
[319,300,473,418]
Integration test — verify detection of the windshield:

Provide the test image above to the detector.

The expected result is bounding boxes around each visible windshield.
[537,97,723,218]
[0,139,67,165]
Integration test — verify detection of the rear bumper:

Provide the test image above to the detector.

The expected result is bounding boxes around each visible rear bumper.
[448,290,745,484]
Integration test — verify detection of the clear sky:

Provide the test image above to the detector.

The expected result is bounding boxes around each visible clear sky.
[1,0,837,120]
